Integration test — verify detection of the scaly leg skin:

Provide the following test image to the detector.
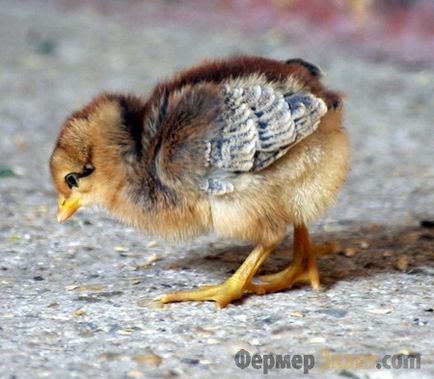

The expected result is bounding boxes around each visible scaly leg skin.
[257,240,336,285]
[159,244,275,309]
[248,224,334,295]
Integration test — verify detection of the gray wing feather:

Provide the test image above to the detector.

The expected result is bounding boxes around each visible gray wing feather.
[203,84,327,195]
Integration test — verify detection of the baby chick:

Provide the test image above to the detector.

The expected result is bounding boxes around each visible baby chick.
[50,56,350,308]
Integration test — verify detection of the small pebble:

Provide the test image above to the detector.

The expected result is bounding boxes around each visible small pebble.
[114,245,129,252]
[309,336,326,344]
[289,311,305,318]
[133,352,162,366]
[398,349,420,356]
[127,369,144,378]
[394,256,409,272]
[146,254,159,264]
[117,329,133,335]
[147,241,159,248]
[77,285,105,292]
[196,327,215,337]
[199,359,212,365]
[98,352,125,361]
[342,248,356,257]
[206,338,220,344]
[412,318,427,326]
[368,308,393,315]
[359,241,369,249]
[74,308,86,316]
[181,358,200,365]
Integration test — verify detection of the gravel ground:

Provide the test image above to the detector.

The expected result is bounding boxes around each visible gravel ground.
[0,1,433,378]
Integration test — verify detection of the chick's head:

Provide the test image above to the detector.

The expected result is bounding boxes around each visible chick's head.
[50,94,143,223]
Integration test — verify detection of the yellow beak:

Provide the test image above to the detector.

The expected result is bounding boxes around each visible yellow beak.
[56,195,81,223]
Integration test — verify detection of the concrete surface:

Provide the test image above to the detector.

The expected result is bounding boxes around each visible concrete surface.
[0,1,433,378]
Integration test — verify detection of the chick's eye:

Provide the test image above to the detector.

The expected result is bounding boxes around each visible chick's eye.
[81,164,94,177]
[65,173,79,189]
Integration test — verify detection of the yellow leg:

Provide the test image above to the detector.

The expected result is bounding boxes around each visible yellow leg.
[159,244,274,309]
[248,225,335,295]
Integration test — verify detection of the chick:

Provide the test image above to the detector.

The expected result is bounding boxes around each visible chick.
[50,56,350,308]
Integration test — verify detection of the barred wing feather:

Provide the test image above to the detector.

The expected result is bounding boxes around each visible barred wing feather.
[202,84,327,195]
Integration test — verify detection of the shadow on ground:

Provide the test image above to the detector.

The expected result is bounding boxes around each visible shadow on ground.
[162,223,434,297]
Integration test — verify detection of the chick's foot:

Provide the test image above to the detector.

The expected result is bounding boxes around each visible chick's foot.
[248,225,335,294]
[160,279,247,309]
[159,244,274,309]
[248,259,317,294]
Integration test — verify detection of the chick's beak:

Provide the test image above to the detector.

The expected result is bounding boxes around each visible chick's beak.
[56,194,81,223]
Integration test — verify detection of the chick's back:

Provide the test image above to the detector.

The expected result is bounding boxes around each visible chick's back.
[144,57,350,244]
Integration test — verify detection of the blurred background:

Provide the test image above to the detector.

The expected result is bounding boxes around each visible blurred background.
[1,0,433,221]
[1,1,433,378]
[22,0,434,65]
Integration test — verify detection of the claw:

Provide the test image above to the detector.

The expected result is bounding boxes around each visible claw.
[160,279,244,309]
[159,245,274,308]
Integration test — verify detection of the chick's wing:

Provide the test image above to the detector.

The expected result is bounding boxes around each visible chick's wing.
[156,80,327,196]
